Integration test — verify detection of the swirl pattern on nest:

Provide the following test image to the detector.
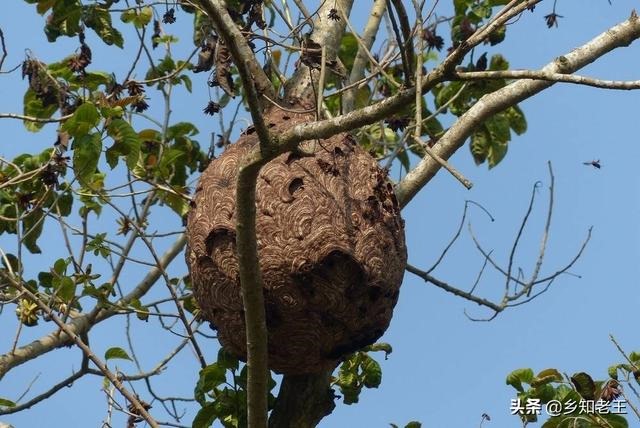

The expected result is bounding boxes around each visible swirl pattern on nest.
[186,108,407,374]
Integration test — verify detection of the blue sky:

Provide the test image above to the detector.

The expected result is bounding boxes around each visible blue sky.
[1,1,639,427]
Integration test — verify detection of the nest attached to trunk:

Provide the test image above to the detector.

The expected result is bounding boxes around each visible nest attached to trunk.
[186,108,407,374]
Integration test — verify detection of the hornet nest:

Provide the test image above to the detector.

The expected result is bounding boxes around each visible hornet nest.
[186,108,407,375]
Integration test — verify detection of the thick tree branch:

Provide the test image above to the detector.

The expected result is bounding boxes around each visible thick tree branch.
[193,0,274,101]
[268,370,336,428]
[284,0,354,104]
[343,0,387,113]
[396,11,640,207]
[235,160,269,428]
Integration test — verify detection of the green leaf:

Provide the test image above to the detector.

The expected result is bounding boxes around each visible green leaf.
[489,54,509,71]
[56,276,76,301]
[506,105,527,135]
[0,397,16,408]
[486,113,511,142]
[217,348,239,371]
[530,384,556,403]
[338,32,358,72]
[195,363,227,405]
[487,139,508,169]
[43,0,83,42]
[63,103,100,138]
[167,122,199,140]
[532,368,563,386]
[599,413,629,428]
[104,346,132,361]
[72,133,102,186]
[470,127,490,165]
[84,5,124,47]
[397,149,410,173]
[22,208,45,254]
[570,372,596,400]
[120,6,153,28]
[129,298,150,321]
[73,71,113,91]
[180,75,193,93]
[56,183,74,216]
[145,56,176,84]
[405,423,422,428]
[506,368,534,393]
[23,88,58,132]
[488,24,506,45]
[362,355,382,388]
[38,271,54,287]
[53,258,69,275]
[192,402,218,428]
[106,119,141,169]
[47,58,74,81]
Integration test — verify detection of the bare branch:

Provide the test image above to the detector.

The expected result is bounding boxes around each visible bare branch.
[0,355,89,415]
[0,234,186,380]
[406,263,503,312]
[411,136,473,189]
[0,27,7,71]
[0,113,71,123]
[454,69,640,90]
[412,165,590,320]
[0,273,158,427]
[343,0,387,113]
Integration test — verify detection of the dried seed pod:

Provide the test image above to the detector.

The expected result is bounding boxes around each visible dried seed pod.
[186,108,407,374]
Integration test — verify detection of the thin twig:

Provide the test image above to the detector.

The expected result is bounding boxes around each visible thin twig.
[455,69,640,90]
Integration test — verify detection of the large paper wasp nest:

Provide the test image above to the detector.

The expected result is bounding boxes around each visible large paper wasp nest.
[186,108,407,374]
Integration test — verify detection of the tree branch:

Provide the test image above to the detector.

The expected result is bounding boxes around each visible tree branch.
[343,0,387,113]
[406,263,503,312]
[396,11,640,207]
[268,369,336,428]
[454,69,640,90]
[195,0,272,149]
[0,113,71,123]
[284,0,354,104]
[277,0,540,154]
[0,234,186,380]
[0,273,158,427]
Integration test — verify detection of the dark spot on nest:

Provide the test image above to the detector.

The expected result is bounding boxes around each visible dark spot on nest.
[285,152,301,165]
[288,177,304,196]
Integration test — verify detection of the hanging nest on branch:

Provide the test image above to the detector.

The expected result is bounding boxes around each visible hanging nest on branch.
[186,107,407,375]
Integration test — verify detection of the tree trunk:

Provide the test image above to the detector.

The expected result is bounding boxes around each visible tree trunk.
[268,370,336,428]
